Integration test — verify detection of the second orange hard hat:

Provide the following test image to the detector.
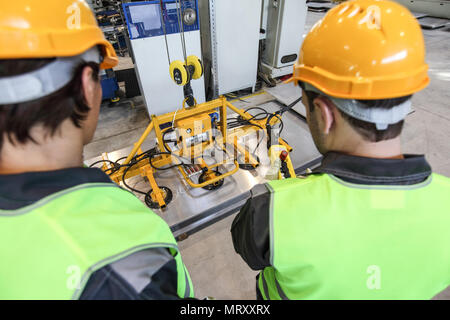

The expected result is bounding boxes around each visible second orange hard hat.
[286,0,429,100]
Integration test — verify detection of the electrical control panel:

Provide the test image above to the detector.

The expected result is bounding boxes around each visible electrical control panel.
[175,112,215,158]
[124,0,205,116]
[123,0,199,40]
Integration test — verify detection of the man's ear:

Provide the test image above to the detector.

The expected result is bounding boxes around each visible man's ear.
[81,66,96,108]
[312,96,335,135]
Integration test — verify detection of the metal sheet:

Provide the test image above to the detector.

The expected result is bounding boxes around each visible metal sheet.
[418,16,450,29]
[307,1,335,10]
[411,11,429,19]
[395,0,450,20]
[265,81,301,105]
[86,101,321,238]
[265,82,307,117]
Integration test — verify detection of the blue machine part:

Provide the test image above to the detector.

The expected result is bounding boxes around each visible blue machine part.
[101,70,119,101]
[112,33,127,51]
[123,0,199,40]
[209,112,219,125]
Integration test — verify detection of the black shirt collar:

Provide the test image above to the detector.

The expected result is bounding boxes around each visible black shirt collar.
[0,153,434,210]
[313,152,432,185]
[0,167,113,210]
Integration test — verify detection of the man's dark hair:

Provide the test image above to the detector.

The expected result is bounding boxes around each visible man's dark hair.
[300,82,410,142]
[0,58,100,154]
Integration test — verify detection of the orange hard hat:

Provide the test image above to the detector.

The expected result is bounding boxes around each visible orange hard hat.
[0,0,118,69]
[286,0,429,99]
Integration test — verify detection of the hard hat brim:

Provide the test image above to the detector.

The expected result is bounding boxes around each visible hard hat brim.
[97,39,119,70]
[288,63,430,100]
[0,27,118,70]
[283,77,297,85]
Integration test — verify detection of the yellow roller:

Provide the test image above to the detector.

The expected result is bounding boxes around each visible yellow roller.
[186,55,203,80]
[169,60,188,86]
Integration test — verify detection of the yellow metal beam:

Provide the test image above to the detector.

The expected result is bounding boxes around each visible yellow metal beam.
[279,138,293,153]
[228,90,267,103]
[122,121,154,166]
[285,154,296,178]
[142,167,166,208]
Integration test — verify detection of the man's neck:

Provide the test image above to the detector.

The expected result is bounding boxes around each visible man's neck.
[0,121,85,174]
[342,137,404,160]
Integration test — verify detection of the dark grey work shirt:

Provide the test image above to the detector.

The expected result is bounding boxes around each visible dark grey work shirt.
[231,152,433,270]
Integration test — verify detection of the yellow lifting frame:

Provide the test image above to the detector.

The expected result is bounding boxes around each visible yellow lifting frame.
[105,96,270,207]
[101,95,292,208]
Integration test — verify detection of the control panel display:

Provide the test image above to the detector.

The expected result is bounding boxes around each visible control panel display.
[123,0,199,40]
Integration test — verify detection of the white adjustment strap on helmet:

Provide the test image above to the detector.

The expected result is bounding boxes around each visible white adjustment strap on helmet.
[304,83,411,130]
[0,47,101,105]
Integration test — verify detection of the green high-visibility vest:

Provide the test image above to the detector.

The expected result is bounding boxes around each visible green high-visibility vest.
[0,183,194,300]
[259,173,450,300]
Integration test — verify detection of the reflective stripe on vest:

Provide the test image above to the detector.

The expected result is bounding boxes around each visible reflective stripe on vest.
[259,268,289,300]
[259,173,450,300]
[0,183,193,299]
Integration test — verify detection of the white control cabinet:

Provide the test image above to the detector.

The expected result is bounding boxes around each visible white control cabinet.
[262,0,307,78]
[199,0,262,97]
[123,1,206,116]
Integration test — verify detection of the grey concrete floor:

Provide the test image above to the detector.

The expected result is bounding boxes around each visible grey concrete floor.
[84,11,450,299]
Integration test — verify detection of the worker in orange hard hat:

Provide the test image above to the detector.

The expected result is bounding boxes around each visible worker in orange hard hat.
[0,1,193,300]
[232,0,450,299]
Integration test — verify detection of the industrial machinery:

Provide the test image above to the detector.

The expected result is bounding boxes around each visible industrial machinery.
[264,111,296,180]
[97,0,244,209]
[94,95,295,208]
[88,0,130,57]
[87,0,319,239]
[260,0,308,79]
[122,0,206,116]
[86,0,103,10]
[101,25,129,57]
[199,0,262,99]
[100,68,120,102]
